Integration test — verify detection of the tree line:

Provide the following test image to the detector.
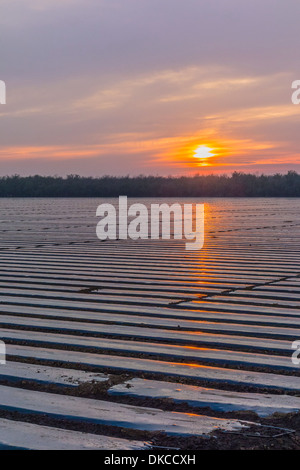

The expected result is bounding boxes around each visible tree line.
[0,172,300,197]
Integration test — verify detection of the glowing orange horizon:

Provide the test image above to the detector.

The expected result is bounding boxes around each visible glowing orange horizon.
[0,133,283,175]
[152,131,281,172]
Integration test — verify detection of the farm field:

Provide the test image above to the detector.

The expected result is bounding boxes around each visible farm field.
[0,198,300,450]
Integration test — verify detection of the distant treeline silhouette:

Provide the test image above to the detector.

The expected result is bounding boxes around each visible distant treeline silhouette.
[1,172,300,197]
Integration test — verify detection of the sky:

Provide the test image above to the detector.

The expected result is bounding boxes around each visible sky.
[1,0,300,176]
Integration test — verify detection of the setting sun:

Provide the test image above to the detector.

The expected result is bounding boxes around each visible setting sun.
[194,145,214,160]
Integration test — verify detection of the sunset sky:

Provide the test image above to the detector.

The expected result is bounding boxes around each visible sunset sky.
[1,0,300,176]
